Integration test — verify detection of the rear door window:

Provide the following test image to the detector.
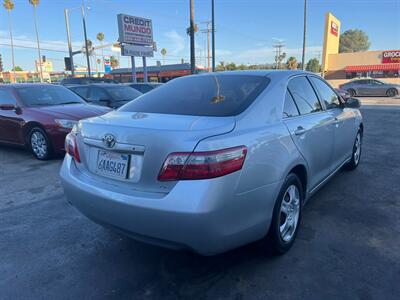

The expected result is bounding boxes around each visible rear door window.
[283,90,299,118]
[288,76,322,115]
[120,75,270,116]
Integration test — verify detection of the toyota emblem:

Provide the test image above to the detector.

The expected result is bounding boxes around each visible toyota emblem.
[102,134,116,148]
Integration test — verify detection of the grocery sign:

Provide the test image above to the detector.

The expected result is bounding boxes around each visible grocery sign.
[330,21,338,37]
[117,14,153,46]
[382,50,400,64]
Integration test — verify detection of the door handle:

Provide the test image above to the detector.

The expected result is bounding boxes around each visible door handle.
[294,126,306,135]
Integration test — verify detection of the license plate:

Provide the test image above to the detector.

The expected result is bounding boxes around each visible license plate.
[95,150,130,180]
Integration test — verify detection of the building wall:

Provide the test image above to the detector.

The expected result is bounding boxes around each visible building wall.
[328,51,383,70]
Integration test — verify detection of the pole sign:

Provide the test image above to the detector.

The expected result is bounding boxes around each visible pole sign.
[104,56,111,74]
[121,44,154,57]
[117,14,153,46]
[382,50,400,64]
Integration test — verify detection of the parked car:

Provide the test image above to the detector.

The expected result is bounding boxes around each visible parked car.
[69,84,142,109]
[126,82,163,94]
[0,84,111,160]
[339,79,400,97]
[60,71,363,255]
[60,77,119,87]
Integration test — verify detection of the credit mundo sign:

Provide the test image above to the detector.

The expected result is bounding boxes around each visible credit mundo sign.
[382,50,400,64]
[117,14,153,46]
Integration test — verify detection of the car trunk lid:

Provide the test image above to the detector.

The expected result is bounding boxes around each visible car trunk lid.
[76,111,235,193]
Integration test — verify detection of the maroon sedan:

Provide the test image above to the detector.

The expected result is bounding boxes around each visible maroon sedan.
[0,84,111,160]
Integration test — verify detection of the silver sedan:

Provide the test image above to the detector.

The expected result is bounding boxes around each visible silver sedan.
[340,79,400,97]
[60,71,363,255]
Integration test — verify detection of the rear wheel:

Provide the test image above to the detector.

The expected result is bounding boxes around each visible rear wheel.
[347,89,356,97]
[29,127,51,160]
[266,173,303,254]
[386,88,397,97]
[345,129,362,170]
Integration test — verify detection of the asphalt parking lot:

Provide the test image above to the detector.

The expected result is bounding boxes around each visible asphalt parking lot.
[1,98,399,300]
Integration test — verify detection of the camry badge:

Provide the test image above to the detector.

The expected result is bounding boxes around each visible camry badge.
[102,134,116,148]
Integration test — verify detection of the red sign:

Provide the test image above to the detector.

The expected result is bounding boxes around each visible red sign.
[330,21,338,36]
[382,50,400,63]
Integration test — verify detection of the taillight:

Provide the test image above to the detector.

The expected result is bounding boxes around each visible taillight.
[65,133,81,163]
[158,146,247,181]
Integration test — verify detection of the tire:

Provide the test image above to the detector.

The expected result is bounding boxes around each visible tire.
[28,127,52,160]
[347,89,356,97]
[266,173,303,254]
[386,88,397,98]
[345,129,362,170]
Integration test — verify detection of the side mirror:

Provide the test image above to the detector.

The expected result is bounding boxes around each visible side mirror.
[0,104,16,110]
[345,97,361,109]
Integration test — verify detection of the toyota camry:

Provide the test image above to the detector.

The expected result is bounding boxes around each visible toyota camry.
[60,71,363,255]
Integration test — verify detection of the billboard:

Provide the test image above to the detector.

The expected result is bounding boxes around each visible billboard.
[104,56,111,74]
[322,12,341,75]
[382,50,400,63]
[117,14,153,46]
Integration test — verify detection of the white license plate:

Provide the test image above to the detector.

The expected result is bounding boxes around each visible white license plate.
[95,150,130,180]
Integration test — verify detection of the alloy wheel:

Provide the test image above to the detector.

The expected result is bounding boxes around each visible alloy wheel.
[31,131,48,159]
[354,132,361,165]
[279,185,300,242]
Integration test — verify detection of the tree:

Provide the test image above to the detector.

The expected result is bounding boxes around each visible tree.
[286,57,298,70]
[275,52,286,69]
[29,0,43,82]
[339,29,370,53]
[12,66,22,71]
[96,32,105,72]
[3,0,16,82]
[226,62,237,71]
[305,58,321,73]
[216,61,226,71]
[161,48,167,65]
[110,56,119,69]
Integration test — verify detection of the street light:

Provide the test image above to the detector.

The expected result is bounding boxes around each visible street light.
[211,0,215,72]
[81,0,91,76]
[64,2,91,77]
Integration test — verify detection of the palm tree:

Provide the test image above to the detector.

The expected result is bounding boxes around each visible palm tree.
[3,0,16,82]
[96,32,105,72]
[160,48,167,65]
[110,56,119,69]
[28,0,43,82]
[286,57,298,70]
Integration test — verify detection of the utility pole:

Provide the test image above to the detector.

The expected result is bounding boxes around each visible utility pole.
[301,0,307,70]
[189,0,196,74]
[64,9,75,76]
[273,40,285,69]
[211,0,215,72]
[201,21,211,72]
[81,0,91,76]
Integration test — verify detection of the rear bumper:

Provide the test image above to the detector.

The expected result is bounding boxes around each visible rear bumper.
[60,155,281,255]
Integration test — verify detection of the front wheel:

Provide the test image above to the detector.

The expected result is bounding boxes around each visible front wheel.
[345,129,362,170]
[29,127,52,160]
[386,88,398,98]
[266,173,303,254]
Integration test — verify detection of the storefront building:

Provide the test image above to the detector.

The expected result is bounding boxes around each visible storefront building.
[322,13,400,87]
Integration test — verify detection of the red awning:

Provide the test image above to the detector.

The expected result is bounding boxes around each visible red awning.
[345,63,400,72]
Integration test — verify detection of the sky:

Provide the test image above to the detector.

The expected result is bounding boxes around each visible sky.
[0,0,399,72]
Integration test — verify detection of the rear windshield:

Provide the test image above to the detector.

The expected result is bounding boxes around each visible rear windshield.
[105,86,142,101]
[120,75,269,116]
[16,86,85,107]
